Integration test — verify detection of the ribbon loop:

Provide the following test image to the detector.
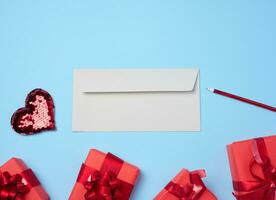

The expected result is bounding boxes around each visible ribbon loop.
[0,171,30,200]
[165,170,206,200]
[84,170,122,200]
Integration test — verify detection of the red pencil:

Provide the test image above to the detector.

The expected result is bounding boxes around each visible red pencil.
[208,88,276,112]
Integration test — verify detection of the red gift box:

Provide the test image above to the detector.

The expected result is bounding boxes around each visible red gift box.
[227,135,276,200]
[154,169,217,200]
[69,149,140,200]
[0,158,49,200]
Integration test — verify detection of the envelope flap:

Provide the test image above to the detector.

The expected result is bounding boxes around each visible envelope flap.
[75,68,199,92]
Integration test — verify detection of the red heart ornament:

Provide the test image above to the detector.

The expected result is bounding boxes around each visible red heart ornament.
[11,88,56,135]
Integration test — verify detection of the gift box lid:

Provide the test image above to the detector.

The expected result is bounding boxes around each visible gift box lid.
[85,149,140,184]
[227,135,276,182]
[0,157,49,200]
[154,168,217,200]
[69,149,140,200]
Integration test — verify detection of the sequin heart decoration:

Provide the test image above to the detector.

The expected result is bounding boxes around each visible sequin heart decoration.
[11,88,56,135]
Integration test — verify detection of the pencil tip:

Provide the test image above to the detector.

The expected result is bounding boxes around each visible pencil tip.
[207,88,214,92]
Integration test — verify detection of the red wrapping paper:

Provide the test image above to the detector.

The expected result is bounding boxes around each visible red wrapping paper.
[154,169,217,200]
[0,158,49,200]
[227,135,276,200]
[69,149,140,200]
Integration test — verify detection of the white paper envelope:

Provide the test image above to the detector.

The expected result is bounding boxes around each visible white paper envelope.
[72,68,200,132]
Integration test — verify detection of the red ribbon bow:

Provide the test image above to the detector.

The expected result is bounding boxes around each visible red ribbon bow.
[84,170,122,200]
[233,138,276,200]
[165,170,206,200]
[0,171,30,200]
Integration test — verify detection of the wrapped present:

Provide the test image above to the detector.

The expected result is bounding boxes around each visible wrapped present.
[154,169,217,200]
[227,135,276,200]
[0,158,49,200]
[69,149,140,200]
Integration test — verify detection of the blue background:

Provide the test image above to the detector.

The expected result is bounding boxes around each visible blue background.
[0,1,276,199]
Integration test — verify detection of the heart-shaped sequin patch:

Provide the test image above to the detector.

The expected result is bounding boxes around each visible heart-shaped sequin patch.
[11,88,55,135]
